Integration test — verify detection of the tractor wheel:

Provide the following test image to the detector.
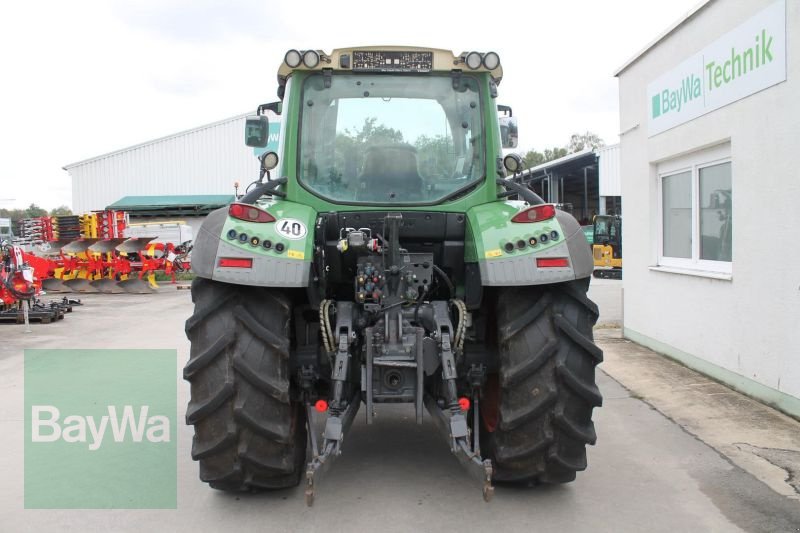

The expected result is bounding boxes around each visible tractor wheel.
[482,278,602,484]
[184,277,306,491]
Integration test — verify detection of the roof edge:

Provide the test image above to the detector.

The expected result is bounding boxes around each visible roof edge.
[614,0,714,77]
[63,112,251,171]
[526,148,596,174]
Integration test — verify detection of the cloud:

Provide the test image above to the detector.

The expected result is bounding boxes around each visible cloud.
[151,73,216,96]
[0,0,701,210]
[110,0,271,43]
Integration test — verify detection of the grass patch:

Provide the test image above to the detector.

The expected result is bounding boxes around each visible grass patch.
[153,272,195,282]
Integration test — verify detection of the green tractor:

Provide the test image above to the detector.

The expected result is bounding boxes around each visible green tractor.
[185,46,602,505]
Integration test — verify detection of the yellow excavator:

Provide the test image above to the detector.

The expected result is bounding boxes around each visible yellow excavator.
[592,215,621,279]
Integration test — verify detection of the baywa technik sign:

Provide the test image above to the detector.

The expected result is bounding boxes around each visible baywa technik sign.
[648,0,786,136]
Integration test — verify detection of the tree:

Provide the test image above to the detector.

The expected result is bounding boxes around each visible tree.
[544,147,569,161]
[414,134,453,178]
[50,205,72,216]
[521,131,605,170]
[522,147,568,170]
[523,150,545,169]
[333,117,405,183]
[345,117,404,146]
[568,131,605,152]
[24,203,48,218]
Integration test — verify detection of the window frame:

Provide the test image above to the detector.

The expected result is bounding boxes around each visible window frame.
[294,71,487,207]
[657,144,732,275]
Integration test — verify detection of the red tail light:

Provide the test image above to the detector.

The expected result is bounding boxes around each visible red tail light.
[537,258,569,268]
[218,258,253,268]
[229,203,275,223]
[511,204,556,223]
[458,397,471,411]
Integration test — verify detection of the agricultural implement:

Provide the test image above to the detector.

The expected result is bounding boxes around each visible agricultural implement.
[184,46,602,505]
[14,210,193,294]
[1,241,76,324]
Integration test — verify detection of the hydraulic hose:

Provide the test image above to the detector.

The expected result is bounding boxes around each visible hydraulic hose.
[495,177,545,205]
[240,176,288,204]
[432,264,455,297]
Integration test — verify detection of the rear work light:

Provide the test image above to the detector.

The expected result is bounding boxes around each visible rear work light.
[511,204,556,223]
[229,203,275,223]
[537,258,569,268]
[218,258,253,268]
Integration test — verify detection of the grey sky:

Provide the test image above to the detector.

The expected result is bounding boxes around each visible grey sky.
[0,0,701,210]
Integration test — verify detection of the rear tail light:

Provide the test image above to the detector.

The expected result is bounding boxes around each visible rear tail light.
[218,258,253,268]
[229,203,275,223]
[511,204,556,223]
[537,258,569,268]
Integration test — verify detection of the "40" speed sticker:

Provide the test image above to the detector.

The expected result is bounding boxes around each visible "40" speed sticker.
[275,218,307,240]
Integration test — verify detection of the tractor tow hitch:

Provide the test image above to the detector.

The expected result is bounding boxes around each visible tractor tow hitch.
[304,393,360,507]
[424,392,494,502]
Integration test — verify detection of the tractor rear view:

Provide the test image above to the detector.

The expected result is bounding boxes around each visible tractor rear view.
[184,46,602,505]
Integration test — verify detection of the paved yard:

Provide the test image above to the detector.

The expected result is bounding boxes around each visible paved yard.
[0,287,797,532]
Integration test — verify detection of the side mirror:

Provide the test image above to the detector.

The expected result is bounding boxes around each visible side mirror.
[258,101,282,115]
[499,116,518,149]
[245,115,269,148]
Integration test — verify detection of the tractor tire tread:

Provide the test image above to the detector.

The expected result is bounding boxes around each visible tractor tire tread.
[184,277,305,492]
[183,330,235,379]
[485,278,602,484]
[232,354,290,402]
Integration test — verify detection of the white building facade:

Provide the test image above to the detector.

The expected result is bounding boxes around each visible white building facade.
[617,0,800,416]
[64,113,279,213]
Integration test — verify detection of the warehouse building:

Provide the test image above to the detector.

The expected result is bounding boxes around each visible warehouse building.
[616,0,799,415]
[518,144,621,224]
[63,113,279,235]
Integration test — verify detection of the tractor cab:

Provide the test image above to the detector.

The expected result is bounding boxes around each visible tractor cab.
[244,47,516,208]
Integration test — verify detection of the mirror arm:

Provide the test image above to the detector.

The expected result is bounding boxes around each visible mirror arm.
[495,178,545,205]
[240,177,288,204]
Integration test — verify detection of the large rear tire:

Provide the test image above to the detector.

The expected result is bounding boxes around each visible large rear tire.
[482,278,602,484]
[184,277,306,491]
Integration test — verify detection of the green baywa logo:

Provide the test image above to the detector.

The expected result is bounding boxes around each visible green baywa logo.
[32,405,170,451]
[652,74,701,118]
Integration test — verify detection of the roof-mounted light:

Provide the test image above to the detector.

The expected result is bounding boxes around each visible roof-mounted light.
[303,50,320,68]
[483,51,500,70]
[284,49,302,68]
[465,51,482,70]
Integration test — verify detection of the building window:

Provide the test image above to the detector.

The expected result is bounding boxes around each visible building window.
[699,163,732,262]
[658,144,731,273]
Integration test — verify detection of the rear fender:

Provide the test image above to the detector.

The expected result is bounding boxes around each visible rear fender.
[465,201,593,286]
[191,200,316,287]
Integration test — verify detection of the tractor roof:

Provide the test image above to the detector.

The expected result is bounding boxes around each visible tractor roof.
[277,46,503,86]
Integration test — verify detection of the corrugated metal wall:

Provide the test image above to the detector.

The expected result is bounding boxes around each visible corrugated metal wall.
[65,114,261,213]
[597,143,621,197]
